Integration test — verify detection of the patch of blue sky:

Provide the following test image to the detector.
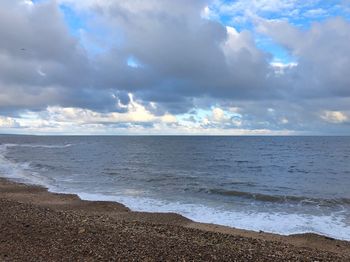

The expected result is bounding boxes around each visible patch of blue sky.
[127,56,144,68]
[186,108,207,116]
[285,2,350,28]
[210,0,349,28]
[208,0,350,63]
[255,36,295,64]
[254,2,349,62]
[218,14,254,32]
[59,4,86,37]
[79,24,124,56]
[58,4,124,56]
[177,110,204,123]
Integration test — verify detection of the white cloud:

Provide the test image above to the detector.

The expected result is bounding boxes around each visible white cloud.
[4,94,178,134]
[37,66,46,77]
[203,107,243,127]
[321,111,348,124]
[209,0,299,22]
[270,61,297,75]
[208,0,333,25]
[223,26,262,60]
[1,104,300,135]
[0,116,20,128]
[280,117,289,124]
[45,95,177,125]
[304,8,328,18]
[212,107,226,122]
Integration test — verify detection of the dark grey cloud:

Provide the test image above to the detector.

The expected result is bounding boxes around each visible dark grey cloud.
[1,0,350,134]
[258,17,350,98]
[0,0,276,115]
[0,0,95,113]
[81,0,276,114]
[0,1,90,82]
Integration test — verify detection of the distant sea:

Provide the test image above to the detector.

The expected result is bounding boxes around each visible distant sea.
[1,135,350,240]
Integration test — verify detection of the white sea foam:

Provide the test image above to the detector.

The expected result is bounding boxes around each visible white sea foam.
[77,192,350,241]
[3,143,73,149]
[0,144,54,187]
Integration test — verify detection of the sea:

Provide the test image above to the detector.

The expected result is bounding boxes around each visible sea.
[0,135,349,240]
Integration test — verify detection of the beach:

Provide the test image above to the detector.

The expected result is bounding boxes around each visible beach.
[2,0,350,260]
[1,178,349,261]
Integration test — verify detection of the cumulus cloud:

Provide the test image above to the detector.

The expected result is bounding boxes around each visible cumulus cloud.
[321,111,348,124]
[257,17,350,98]
[0,116,20,128]
[44,95,177,125]
[0,0,273,114]
[0,0,94,111]
[88,0,273,105]
[0,0,350,134]
[212,107,226,122]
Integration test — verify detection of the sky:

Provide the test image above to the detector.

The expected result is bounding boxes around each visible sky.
[0,0,350,135]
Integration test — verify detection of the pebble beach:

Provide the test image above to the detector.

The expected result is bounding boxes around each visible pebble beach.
[1,178,349,261]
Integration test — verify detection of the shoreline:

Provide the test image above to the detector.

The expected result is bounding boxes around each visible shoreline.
[1,177,349,261]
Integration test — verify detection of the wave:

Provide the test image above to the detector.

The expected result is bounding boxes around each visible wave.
[209,188,350,206]
[0,144,55,187]
[77,192,350,241]
[0,141,349,241]
[2,143,73,149]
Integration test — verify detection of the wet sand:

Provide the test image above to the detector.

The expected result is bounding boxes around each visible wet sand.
[0,178,349,261]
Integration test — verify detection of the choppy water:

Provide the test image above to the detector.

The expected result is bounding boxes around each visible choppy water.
[0,135,350,240]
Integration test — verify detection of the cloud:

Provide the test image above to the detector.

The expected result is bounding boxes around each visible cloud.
[208,0,342,27]
[1,0,350,135]
[321,111,348,124]
[257,17,350,98]
[212,107,226,122]
[5,104,295,135]
[0,0,275,114]
[8,94,177,134]
[304,8,328,18]
[0,0,96,113]
[44,95,177,125]
[0,116,20,128]
[58,0,275,109]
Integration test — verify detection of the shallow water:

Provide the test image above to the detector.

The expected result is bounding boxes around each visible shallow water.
[1,135,349,240]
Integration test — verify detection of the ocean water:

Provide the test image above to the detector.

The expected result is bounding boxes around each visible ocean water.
[0,135,350,240]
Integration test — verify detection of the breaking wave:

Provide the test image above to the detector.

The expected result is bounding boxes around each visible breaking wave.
[209,188,350,206]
